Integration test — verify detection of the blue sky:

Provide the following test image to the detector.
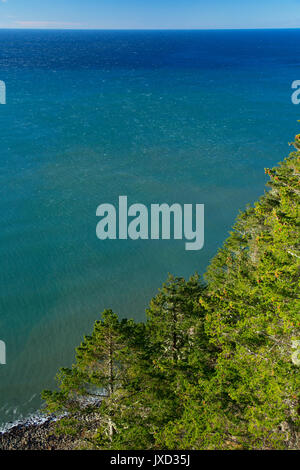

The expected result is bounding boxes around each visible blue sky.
[0,0,300,29]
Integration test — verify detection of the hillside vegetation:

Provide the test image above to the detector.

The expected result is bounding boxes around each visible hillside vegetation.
[42,136,300,450]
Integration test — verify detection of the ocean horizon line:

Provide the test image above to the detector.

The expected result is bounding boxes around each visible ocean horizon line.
[0,27,300,32]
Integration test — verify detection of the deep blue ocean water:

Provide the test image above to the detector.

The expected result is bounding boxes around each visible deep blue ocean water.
[0,29,300,427]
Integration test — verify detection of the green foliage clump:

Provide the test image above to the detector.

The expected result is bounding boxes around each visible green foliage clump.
[42,136,300,450]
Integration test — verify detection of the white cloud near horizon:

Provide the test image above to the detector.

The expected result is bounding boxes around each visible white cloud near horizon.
[13,21,83,28]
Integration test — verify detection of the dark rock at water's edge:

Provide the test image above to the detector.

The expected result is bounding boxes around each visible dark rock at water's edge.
[0,417,74,450]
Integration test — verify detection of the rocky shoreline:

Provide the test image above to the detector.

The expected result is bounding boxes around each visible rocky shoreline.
[0,417,75,450]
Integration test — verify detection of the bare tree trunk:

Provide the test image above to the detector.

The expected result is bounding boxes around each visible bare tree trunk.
[108,329,115,440]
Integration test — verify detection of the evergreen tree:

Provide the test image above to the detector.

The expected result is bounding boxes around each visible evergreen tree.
[42,310,143,447]
[143,275,211,446]
[160,147,299,449]
[103,274,211,450]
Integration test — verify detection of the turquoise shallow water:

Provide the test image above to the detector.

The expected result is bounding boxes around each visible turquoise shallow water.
[0,29,300,426]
